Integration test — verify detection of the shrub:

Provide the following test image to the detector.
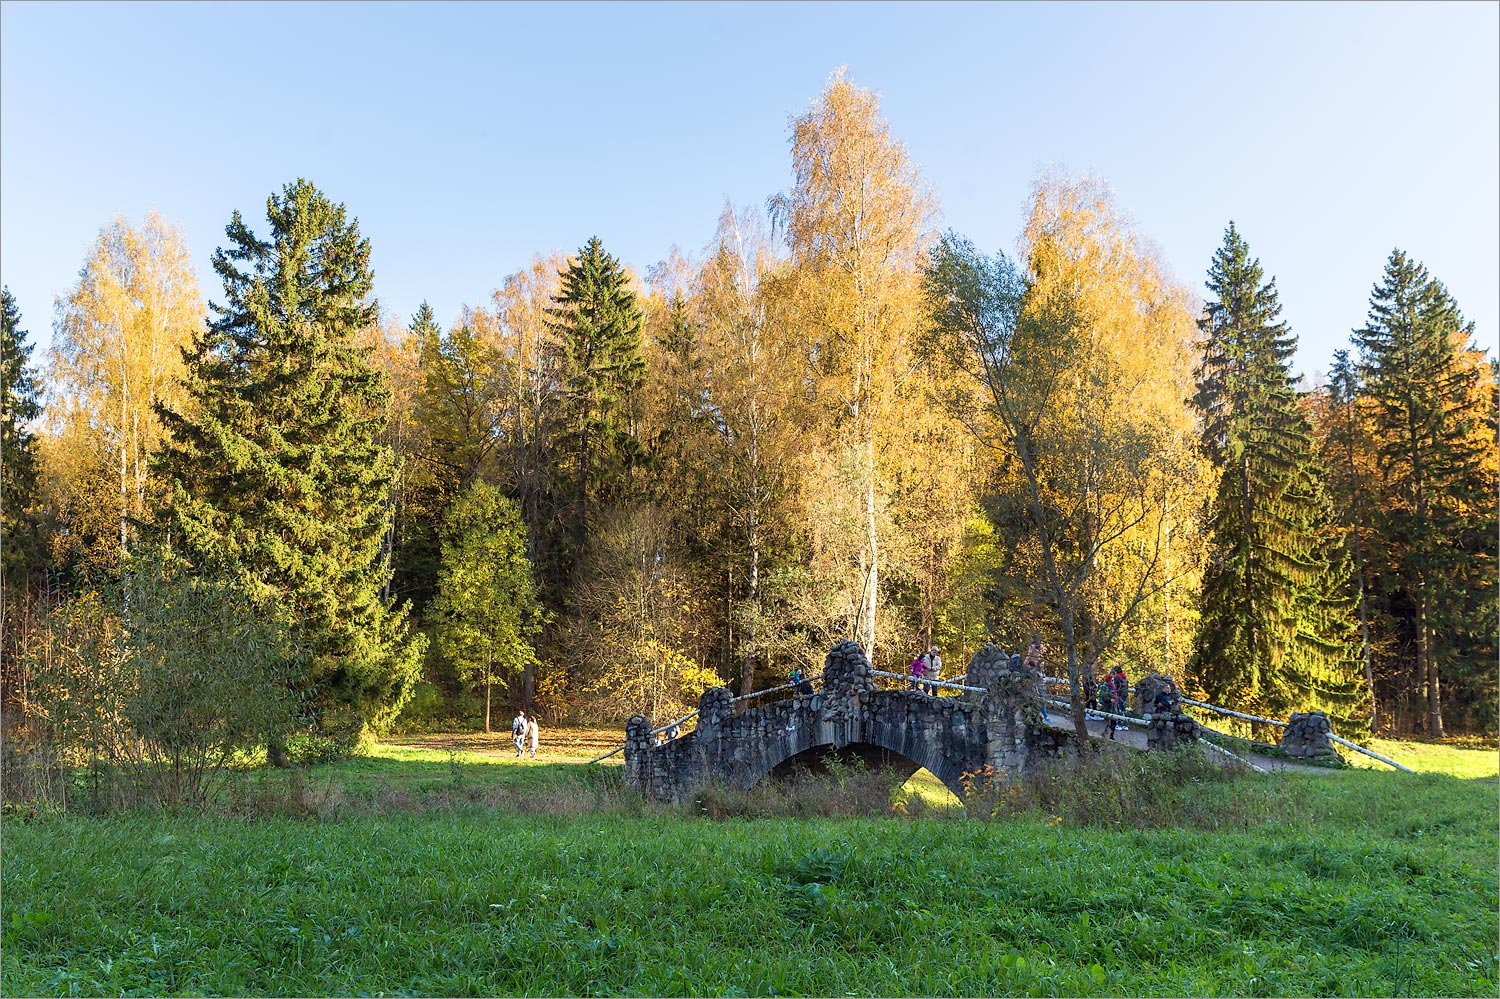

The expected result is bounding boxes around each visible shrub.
[16,557,302,811]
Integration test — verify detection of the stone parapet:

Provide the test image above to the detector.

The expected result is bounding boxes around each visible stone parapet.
[1145,711,1202,751]
[1279,711,1339,761]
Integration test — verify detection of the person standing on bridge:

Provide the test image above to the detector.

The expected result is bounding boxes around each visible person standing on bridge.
[909,652,926,691]
[1023,634,1045,673]
[1098,679,1118,739]
[1110,664,1130,732]
[922,645,942,695]
[1153,678,1181,715]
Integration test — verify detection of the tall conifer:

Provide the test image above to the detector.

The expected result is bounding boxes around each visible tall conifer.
[545,237,645,556]
[1354,250,1496,737]
[1189,224,1365,724]
[1,288,42,617]
[156,180,423,754]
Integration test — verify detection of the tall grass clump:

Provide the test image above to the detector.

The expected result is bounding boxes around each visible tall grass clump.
[688,754,922,819]
[964,743,1244,828]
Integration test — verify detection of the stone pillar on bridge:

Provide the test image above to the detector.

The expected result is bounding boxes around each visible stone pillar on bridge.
[1145,711,1201,751]
[970,642,1046,778]
[692,686,736,773]
[819,640,876,749]
[622,714,653,791]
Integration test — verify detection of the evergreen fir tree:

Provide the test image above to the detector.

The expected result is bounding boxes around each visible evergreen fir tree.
[545,237,646,556]
[156,180,424,755]
[1,288,42,610]
[1353,250,1496,737]
[1189,224,1365,725]
[430,481,541,732]
[388,302,447,611]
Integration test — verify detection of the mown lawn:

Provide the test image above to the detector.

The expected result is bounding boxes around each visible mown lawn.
[4,753,1495,998]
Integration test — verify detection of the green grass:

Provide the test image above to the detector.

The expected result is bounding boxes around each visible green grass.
[4,761,1495,997]
[1344,737,1499,779]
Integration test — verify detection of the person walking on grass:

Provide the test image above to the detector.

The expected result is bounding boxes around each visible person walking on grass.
[526,714,540,759]
[512,710,527,758]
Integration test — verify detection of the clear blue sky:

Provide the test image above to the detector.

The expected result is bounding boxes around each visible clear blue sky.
[3,1,1496,381]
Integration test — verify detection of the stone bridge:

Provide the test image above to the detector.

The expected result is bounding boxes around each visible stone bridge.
[623,640,1087,803]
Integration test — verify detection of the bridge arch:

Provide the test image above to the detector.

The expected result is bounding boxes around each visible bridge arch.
[757,729,972,801]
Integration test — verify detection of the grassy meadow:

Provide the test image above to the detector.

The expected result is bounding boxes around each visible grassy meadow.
[3,731,1495,997]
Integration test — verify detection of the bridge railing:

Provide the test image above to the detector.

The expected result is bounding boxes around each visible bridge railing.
[585,672,829,765]
[867,668,986,694]
[1042,696,1271,773]
[1036,671,1413,773]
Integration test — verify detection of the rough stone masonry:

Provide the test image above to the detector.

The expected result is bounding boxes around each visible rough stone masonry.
[623,640,1086,803]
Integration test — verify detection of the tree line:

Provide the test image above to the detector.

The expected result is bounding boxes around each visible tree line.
[2,72,1493,778]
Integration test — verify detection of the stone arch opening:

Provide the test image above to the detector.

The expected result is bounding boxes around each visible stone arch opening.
[756,735,970,801]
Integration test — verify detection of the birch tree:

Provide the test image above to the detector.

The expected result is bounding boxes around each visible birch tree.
[923,174,1203,747]
[770,69,936,664]
[45,213,201,576]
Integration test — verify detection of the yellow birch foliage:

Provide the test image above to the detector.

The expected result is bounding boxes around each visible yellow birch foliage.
[772,68,957,665]
[42,213,202,576]
[1016,172,1206,675]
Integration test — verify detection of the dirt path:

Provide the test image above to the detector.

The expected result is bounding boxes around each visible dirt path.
[384,727,626,762]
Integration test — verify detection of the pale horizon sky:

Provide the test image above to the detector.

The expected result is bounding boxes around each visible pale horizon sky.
[3,1,1497,384]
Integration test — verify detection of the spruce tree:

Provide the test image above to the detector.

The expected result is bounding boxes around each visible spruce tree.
[430,482,540,731]
[545,237,646,555]
[156,180,424,756]
[1354,250,1496,737]
[1189,224,1365,725]
[1,288,42,622]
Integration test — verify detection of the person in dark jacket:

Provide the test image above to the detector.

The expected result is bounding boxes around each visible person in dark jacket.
[1110,664,1130,732]
[1098,681,1118,739]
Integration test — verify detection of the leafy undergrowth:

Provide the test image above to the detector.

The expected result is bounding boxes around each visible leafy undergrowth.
[4,759,1496,997]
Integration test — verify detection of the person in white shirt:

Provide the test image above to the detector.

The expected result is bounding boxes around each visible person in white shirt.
[512,711,527,758]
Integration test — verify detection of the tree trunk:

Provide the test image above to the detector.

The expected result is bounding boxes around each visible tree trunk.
[1417,588,1443,737]
[862,437,879,662]
[740,513,760,696]
[1060,607,1089,752]
[485,663,492,734]
[268,735,290,769]
[1353,522,1378,732]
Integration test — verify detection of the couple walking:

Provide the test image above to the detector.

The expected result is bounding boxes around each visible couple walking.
[511,710,539,758]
